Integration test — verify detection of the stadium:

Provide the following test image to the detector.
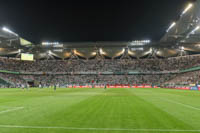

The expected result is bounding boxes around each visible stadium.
[0,0,200,133]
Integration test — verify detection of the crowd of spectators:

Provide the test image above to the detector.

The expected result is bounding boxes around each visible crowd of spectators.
[0,54,199,87]
[0,54,200,73]
[165,71,200,85]
[33,74,174,87]
[0,73,26,87]
[0,74,174,87]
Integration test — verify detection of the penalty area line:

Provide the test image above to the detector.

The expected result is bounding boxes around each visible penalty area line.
[0,125,199,132]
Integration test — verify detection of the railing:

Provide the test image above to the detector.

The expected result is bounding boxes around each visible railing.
[179,66,200,73]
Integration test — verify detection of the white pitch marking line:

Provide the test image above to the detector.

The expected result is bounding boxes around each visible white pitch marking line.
[0,125,199,132]
[161,98,200,111]
[0,107,24,114]
[0,106,23,108]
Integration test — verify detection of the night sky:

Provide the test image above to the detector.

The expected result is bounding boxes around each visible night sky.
[0,0,190,44]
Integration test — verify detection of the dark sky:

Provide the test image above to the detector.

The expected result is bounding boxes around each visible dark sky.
[0,0,190,44]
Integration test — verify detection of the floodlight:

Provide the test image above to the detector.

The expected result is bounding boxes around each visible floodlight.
[18,49,21,53]
[2,27,18,36]
[48,50,51,54]
[191,26,200,34]
[181,3,193,16]
[186,26,199,38]
[91,52,97,56]
[180,46,185,51]
[42,42,60,45]
[166,22,176,32]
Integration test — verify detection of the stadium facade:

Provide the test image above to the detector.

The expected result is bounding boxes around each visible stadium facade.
[0,1,200,60]
[0,0,200,89]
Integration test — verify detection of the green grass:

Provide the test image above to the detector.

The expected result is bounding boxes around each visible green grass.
[0,87,200,133]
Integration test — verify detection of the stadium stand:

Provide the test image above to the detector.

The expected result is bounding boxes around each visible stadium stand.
[0,54,200,72]
[0,0,200,89]
[0,54,199,88]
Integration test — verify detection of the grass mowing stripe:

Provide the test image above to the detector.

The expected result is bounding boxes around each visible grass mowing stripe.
[161,98,200,111]
[0,125,200,132]
[0,88,200,133]
[60,88,192,130]
[0,88,106,128]
[127,88,195,129]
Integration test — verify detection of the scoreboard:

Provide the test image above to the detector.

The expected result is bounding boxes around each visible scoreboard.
[21,53,34,61]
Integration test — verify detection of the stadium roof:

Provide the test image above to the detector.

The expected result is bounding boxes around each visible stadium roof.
[0,0,200,59]
[161,0,200,44]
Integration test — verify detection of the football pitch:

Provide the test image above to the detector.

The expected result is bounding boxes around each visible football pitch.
[0,88,200,133]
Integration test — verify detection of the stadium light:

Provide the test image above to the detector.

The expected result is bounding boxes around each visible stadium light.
[191,26,200,34]
[91,52,97,56]
[166,22,176,32]
[2,27,19,37]
[42,42,60,45]
[181,3,193,16]
[180,46,185,51]
[186,26,200,38]
[130,47,144,51]
[131,40,151,46]
[48,50,51,55]
[100,48,106,55]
